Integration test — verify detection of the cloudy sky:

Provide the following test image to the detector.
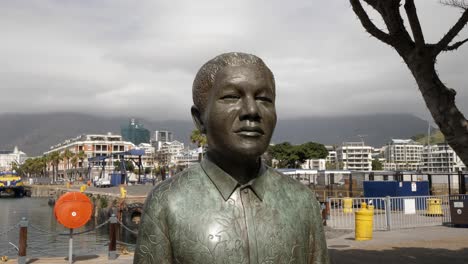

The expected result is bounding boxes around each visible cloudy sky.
[1,0,467,122]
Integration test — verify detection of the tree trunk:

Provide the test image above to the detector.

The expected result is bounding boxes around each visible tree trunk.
[404,47,468,167]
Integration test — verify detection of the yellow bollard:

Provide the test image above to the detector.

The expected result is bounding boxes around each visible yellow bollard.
[80,185,87,193]
[343,197,353,213]
[66,182,70,189]
[355,202,373,241]
[120,186,127,199]
[426,198,443,216]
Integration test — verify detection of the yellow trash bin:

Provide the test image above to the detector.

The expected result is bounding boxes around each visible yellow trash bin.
[355,202,373,241]
[66,182,71,189]
[80,185,87,193]
[427,198,443,216]
[343,197,353,213]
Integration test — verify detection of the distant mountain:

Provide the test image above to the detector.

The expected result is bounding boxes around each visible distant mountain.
[0,112,432,156]
[413,130,445,145]
[272,114,433,147]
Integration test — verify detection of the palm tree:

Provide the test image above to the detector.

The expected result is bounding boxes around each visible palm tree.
[190,129,207,160]
[49,151,61,183]
[61,149,73,181]
[70,155,79,180]
[76,150,86,179]
[42,154,50,178]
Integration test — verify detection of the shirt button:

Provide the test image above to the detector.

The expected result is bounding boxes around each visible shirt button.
[243,189,248,194]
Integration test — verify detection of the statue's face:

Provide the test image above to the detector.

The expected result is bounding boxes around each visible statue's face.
[202,64,276,158]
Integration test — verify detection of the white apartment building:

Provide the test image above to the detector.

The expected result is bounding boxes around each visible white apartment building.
[337,142,372,171]
[421,144,466,173]
[301,159,326,170]
[137,143,157,168]
[174,148,200,167]
[158,140,185,165]
[44,133,137,179]
[0,146,27,172]
[325,145,337,164]
[153,130,174,150]
[383,139,423,171]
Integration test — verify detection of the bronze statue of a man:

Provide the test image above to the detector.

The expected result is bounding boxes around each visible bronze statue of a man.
[134,52,329,264]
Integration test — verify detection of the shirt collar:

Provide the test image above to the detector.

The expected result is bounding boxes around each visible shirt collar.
[200,157,268,201]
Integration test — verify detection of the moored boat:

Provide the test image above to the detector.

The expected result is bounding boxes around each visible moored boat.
[0,172,25,198]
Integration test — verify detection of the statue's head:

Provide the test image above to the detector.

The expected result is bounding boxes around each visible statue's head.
[192,52,277,159]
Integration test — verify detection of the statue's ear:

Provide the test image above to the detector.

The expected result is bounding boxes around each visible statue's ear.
[191,105,206,134]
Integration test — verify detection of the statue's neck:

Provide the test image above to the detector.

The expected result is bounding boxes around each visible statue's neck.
[206,151,260,185]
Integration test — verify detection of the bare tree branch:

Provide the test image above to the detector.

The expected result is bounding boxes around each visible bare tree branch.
[435,7,468,54]
[375,1,414,51]
[441,0,468,10]
[404,0,425,47]
[349,0,394,46]
[445,37,468,50]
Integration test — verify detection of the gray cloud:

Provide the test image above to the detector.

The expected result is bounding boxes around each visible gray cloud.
[0,0,466,122]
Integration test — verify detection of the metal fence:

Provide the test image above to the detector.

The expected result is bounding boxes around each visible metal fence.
[0,214,138,263]
[327,195,459,231]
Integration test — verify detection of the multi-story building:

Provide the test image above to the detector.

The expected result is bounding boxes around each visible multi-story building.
[301,159,326,170]
[121,118,150,145]
[325,145,337,164]
[383,139,423,171]
[421,144,466,173]
[44,133,136,179]
[153,130,174,151]
[158,140,185,166]
[137,143,157,168]
[0,146,27,172]
[337,142,372,171]
[155,130,173,142]
[174,148,200,167]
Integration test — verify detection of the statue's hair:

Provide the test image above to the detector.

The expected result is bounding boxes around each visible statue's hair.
[192,52,275,113]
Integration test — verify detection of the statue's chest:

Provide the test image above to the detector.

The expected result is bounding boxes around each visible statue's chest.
[167,188,311,264]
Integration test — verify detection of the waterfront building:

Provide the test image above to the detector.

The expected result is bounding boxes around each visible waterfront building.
[317,170,352,186]
[421,144,466,173]
[325,145,337,164]
[277,168,319,185]
[301,159,326,170]
[383,139,423,171]
[137,143,157,168]
[0,146,27,172]
[174,148,200,167]
[121,118,150,145]
[152,130,174,151]
[337,142,372,171]
[44,133,136,179]
[158,140,185,166]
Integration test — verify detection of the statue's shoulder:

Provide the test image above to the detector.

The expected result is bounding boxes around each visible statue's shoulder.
[267,167,317,200]
[145,164,204,205]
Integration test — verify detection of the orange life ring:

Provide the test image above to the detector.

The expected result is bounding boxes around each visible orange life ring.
[54,192,93,229]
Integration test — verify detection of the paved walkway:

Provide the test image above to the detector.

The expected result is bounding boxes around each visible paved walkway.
[328,225,468,264]
[14,225,468,263]
[24,254,133,264]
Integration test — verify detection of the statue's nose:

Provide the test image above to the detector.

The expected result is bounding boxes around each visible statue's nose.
[240,96,260,121]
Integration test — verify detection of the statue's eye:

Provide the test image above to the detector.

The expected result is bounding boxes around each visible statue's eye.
[220,95,240,100]
[256,96,273,103]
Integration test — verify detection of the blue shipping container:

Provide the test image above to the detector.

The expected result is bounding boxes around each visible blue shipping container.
[364,181,430,210]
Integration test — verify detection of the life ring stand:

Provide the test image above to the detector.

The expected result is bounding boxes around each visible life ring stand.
[54,192,93,229]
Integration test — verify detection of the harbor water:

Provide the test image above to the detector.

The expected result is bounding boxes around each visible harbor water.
[0,197,136,258]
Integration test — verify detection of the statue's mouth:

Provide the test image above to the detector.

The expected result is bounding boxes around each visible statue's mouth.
[235,127,264,137]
